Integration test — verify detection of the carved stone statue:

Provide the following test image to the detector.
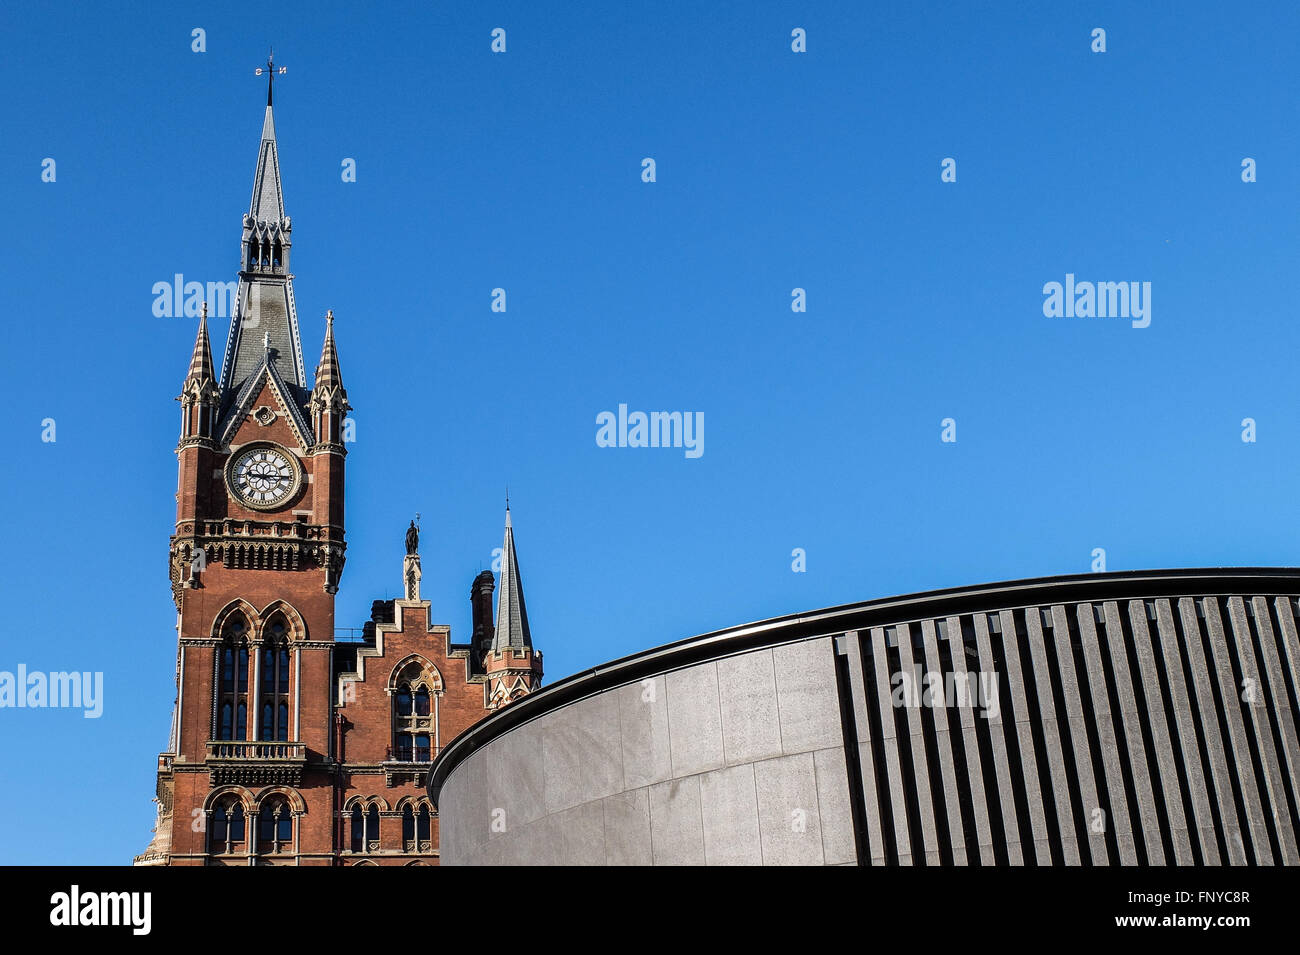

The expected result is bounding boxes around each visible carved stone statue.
[405,520,419,555]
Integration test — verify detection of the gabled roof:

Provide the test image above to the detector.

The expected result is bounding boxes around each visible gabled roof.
[218,352,314,449]
[490,508,533,652]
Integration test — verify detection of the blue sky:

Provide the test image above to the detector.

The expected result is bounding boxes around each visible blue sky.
[0,0,1296,864]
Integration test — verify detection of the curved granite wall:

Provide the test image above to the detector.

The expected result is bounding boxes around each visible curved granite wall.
[431,569,1300,865]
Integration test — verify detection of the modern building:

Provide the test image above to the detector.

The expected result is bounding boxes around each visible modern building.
[135,69,543,866]
[430,568,1300,865]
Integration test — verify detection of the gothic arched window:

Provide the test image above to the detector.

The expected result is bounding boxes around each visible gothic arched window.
[392,669,436,762]
[217,616,250,741]
[210,798,246,855]
[256,797,292,854]
[402,804,432,852]
[259,617,291,741]
[350,805,380,853]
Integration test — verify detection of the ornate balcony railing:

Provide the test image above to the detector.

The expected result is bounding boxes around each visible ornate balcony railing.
[206,741,306,761]
[205,740,307,786]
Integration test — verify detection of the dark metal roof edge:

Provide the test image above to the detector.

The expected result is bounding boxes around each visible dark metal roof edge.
[427,566,1300,805]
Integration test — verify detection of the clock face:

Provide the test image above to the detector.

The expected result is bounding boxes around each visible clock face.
[228,444,299,509]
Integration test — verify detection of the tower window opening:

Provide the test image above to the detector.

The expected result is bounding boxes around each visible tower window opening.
[217,616,250,740]
[259,617,292,741]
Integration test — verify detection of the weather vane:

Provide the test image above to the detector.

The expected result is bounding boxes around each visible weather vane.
[255,49,287,106]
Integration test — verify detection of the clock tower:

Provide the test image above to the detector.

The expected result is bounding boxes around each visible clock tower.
[146,71,350,864]
[137,65,542,866]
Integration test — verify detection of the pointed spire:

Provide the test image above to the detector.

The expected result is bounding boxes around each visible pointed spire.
[218,79,305,417]
[314,310,343,391]
[179,303,220,445]
[309,310,350,448]
[185,302,216,387]
[491,505,533,652]
[251,49,286,219]
[250,103,284,223]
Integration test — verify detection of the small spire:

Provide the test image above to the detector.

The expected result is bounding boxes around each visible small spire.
[313,310,344,392]
[491,505,532,652]
[308,308,350,443]
[185,303,216,386]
